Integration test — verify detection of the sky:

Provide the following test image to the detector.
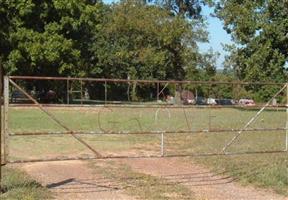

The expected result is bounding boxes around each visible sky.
[103,0,233,68]
[200,6,233,67]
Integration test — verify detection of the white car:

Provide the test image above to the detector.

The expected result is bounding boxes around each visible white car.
[239,99,255,106]
[207,98,217,105]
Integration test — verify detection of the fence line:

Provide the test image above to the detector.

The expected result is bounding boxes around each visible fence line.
[9,75,285,85]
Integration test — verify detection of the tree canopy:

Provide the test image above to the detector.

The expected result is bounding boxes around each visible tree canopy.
[147,0,213,18]
[217,0,288,83]
[92,0,209,80]
[0,0,214,81]
[0,0,107,76]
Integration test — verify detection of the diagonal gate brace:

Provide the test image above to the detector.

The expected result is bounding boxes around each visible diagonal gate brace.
[222,84,287,153]
[9,79,102,157]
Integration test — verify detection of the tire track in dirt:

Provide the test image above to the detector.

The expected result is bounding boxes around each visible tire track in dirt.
[119,157,287,200]
[21,160,134,200]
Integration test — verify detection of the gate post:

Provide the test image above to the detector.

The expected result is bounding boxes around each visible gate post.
[3,76,9,164]
[161,132,164,157]
[286,83,288,152]
[0,66,3,191]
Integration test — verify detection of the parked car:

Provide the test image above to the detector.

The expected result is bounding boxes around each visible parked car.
[239,99,255,106]
[215,99,234,105]
[37,90,57,103]
[207,98,217,105]
[11,90,30,103]
[195,97,207,105]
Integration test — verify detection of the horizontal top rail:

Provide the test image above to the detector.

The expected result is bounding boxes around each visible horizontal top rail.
[8,76,286,85]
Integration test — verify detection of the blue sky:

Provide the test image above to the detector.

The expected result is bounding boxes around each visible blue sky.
[103,0,233,68]
[200,6,233,67]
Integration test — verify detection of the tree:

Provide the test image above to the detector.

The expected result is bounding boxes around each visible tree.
[85,0,210,101]
[216,0,288,101]
[217,0,288,83]
[146,0,213,18]
[0,0,107,77]
[93,0,208,81]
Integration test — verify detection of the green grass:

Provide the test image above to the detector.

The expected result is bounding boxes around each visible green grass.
[0,167,51,200]
[90,160,194,200]
[9,107,286,132]
[6,107,288,196]
[194,154,288,195]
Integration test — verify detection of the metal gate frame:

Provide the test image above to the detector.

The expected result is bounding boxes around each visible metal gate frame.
[0,74,288,190]
[1,76,288,187]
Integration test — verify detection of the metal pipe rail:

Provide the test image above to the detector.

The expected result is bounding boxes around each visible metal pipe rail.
[9,127,287,136]
[9,76,286,85]
[7,150,287,164]
[8,103,288,110]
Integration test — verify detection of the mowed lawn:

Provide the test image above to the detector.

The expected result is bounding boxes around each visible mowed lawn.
[6,106,288,195]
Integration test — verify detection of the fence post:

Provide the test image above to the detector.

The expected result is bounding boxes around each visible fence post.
[0,66,3,191]
[286,83,288,152]
[3,76,9,164]
[161,133,164,157]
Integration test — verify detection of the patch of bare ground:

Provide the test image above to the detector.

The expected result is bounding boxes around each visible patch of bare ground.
[119,157,287,200]
[21,160,134,200]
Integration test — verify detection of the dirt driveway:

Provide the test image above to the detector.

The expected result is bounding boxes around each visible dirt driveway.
[22,160,134,200]
[21,158,287,200]
[120,157,287,200]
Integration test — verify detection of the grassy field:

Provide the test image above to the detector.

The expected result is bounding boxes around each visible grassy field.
[0,167,51,200]
[4,106,288,196]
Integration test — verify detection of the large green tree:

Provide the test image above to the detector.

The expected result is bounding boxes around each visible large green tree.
[93,0,208,81]
[0,0,107,77]
[217,0,288,83]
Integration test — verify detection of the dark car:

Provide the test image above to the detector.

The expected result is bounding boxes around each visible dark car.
[11,90,29,103]
[37,90,57,103]
[195,97,207,105]
[215,99,233,105]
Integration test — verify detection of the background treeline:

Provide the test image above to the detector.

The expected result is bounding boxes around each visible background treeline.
[0,0,287,102]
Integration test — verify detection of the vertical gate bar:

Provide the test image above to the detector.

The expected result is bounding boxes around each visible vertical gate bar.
[3,76,9,164]
[286,83,288,151]
[67,79,69,104]
[157,82,159,101]
[208,83,211,131]
[80,80,83,105]
[208,108,211,131]
[0,105,2,191]
[105,81,107,105]
[161,133,164,157]
[0,74,2,191]
[0,105,3,158]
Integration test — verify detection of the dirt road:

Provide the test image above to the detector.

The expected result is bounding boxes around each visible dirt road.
[121,157,287,200]
[21,158,287,200]
[22,160,134,200]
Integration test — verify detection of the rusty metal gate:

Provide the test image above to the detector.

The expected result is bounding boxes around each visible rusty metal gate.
[0,76,287,167]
